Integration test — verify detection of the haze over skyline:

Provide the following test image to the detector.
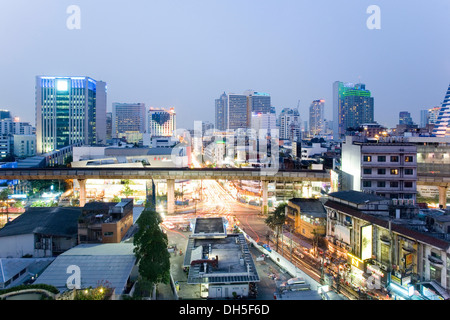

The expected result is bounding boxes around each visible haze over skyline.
[0,0,449,130]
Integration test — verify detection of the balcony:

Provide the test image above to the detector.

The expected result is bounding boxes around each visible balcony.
[380,235,391,246]
[428,255,444,265]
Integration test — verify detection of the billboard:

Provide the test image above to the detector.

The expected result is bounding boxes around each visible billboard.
[361,224,373,261]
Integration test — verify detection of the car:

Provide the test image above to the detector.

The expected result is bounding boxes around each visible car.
[162,221,175,229]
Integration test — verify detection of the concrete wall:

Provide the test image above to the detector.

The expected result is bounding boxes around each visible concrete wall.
[0,234,35,258]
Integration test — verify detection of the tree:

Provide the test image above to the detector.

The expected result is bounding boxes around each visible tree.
[133,206,171,289]
[265,203,287,251]
[122,185,135,198]
[0,188,12,225]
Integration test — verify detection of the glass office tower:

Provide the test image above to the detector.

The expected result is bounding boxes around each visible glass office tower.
[35,76,107,154]
[333,81,374,139]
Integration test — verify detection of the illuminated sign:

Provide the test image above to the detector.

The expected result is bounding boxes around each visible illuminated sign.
[347,253,365,271]
[366,264,384,278]
[405,253,413,267]
[56,79,69,91]
[361,225,373,261]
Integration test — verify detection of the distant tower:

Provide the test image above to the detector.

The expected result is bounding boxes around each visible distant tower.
[309,99,325,137]
[432,83,450,137]
[333,81,374,139]
[35,76,107,154]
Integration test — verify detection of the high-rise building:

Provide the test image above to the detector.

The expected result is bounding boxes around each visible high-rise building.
[227,93,249,130]
[148,107,176,137]
[428,106,441,125]
[112,103,146,138]
[432,84,450,137]
[35,76,107,154]
[399,111,414,125]
[309,99,325,137]
[251,112,277,133]
[0,118,33,135]
[333,81,374,139]
[106,112,112,140]
[0,110,12,120]
[279,108,301,141]
[420,109,429,128]
[244,90,272,114]
[215,92,228,131]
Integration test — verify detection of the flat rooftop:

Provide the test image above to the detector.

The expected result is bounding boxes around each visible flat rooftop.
[193,217,226,236]
[184,233,259,285]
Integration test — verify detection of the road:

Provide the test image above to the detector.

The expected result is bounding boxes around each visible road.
[163,179,386,300]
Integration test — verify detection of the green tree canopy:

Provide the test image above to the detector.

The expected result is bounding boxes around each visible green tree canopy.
[133,207,171,285]
[265,203,287,251]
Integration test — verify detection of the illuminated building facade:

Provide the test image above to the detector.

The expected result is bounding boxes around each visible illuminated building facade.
[35,76,107,154]
[112,103,146,138]
[333,81,374,139]
[148,107,176,137]
[324,190,450,300]
[432,84,450,137]
[309,99,325,137]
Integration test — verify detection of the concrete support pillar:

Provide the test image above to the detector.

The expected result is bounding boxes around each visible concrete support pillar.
[167,179,175,215]
[262,180,269,215]
[78,179,86,207]
[438,186,448,209]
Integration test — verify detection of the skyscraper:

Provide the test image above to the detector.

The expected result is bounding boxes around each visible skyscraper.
[333,81,374,139]
[112,103,146,138]
[399,111,414,125]
[432,83,450,137]
[227,93,250,130]
[35,76,107,154]
[428,106,441,125]
[148,107,176,137]
[279,107,301,141]
[215,92,228,131]
[309,99,325,137]
[244,90,272,114]
[420,109,429,128]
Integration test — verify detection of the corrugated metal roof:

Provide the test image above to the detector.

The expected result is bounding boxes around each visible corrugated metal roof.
[0,207,82,238]
[34,243,136,294]
[328,190,388,204]
[0,258,54,284]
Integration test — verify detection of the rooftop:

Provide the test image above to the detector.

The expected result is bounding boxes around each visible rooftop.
[193,217,226,236]
[324,200,450,250]
[33,243,136,294]
[288,198,326,218]
[327,190,389,205]
[0,258,54,285]
[0,207,82,238]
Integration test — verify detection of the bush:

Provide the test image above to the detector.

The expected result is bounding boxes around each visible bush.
[0,283,60,296]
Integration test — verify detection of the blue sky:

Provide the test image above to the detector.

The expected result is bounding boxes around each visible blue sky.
[0,0,449,129]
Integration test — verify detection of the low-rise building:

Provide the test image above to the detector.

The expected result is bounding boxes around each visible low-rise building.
[324,190,450,300]
[0,207,81,258]
[183,217,260,299]
[33,243,138,298]
[286,198,327,240]
[78,198,134,244]
[341,135,417,201]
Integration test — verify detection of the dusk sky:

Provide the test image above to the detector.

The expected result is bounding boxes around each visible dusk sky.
[0,0,449,130]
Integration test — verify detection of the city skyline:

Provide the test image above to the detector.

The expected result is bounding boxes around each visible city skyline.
[0,1,449,130]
